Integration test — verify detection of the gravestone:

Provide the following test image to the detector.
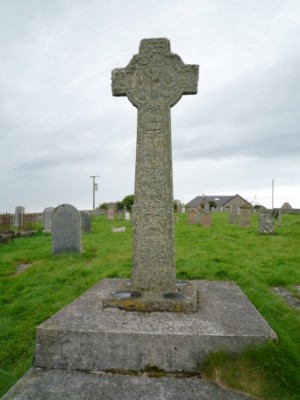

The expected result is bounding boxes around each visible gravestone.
[228,204,239,224]
[258,214,274,234]
[240,207,251,227]
[106,204,115,221]
[112,38,198,293]
[200,212,212,227]
[43,207,54,233]
[204,202,210,213]
[188,208,198,224]
[180,205,186,213]
[15,206,25,228]
[117,212,123,220]
[112,226,126,233]
[52,204,82,255]
[125,211,130,221]
[81,211,91,233]
[278,209,282,226]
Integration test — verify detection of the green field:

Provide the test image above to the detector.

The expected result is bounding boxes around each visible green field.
[0,213,299,399]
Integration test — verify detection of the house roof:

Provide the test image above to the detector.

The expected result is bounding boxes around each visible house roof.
[186,195,235,208]
[186,194,252,208]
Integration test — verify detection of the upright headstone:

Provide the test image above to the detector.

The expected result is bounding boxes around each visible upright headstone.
[180,205,186,213]
[200,212,212,227]
[228,204,239,224]
[204,202,210,213]
[125,211,131,221]
[258,214,274,234]
[107,204,115,221]
[188,208,198,225]
[15,206,25,228]
[278,209,283,226]
[112,38,198,292]
[117,212,123,220]
[52,204,82,255]
[240,207,251,227]
[81,211,91,233]
[43,207,54,233]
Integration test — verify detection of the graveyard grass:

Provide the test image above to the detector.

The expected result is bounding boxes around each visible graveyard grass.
[0,213,300,399]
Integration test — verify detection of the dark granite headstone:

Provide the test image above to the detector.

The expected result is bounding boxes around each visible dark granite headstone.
[52,204,82,255]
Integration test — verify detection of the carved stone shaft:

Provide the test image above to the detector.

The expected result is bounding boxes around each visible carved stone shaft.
[112,38,199,291]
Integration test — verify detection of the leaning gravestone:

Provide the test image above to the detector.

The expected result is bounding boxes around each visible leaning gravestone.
[43,207,54,233]
[81,211,91,233]
[52,204,82,255]
[258,213,274,234]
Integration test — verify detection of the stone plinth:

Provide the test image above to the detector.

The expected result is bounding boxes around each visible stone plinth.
[1,368,256,400]
[33,279,277,373]
[103,280,199,312]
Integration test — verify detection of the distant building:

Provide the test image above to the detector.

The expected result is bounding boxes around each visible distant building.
[186,195,252,210]
[281,202,293,209]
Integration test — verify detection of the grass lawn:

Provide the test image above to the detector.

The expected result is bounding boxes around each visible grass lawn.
[0,212,299,399]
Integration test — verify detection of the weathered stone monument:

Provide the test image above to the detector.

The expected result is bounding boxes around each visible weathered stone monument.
[240,207,251,227]
[81,211,91,233]
[204,201,210,213]
[2,39,277,400]
[14,206,25,228]
[43,207,54,233]
[200,212,212,227]
[106,203,115,221]
[111,38,198,294]
[228,204,239,224]
[52,204,82,255]
[258,213,274,234]
[188,208,198,224]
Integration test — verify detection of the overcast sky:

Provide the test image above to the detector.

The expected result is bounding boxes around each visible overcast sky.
[1,0,299,212]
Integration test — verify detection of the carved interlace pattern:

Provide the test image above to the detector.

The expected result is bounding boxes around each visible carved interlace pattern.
[112,39,199,291]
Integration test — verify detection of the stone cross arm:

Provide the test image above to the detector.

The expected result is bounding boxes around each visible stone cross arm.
[111,38,199,108]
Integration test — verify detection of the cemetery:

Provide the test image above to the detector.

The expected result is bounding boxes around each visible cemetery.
[1,212,300,399]
[1,38,300,400]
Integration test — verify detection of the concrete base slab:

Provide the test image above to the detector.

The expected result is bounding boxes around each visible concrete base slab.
[1,368,255,400]
[34,279,277,372]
